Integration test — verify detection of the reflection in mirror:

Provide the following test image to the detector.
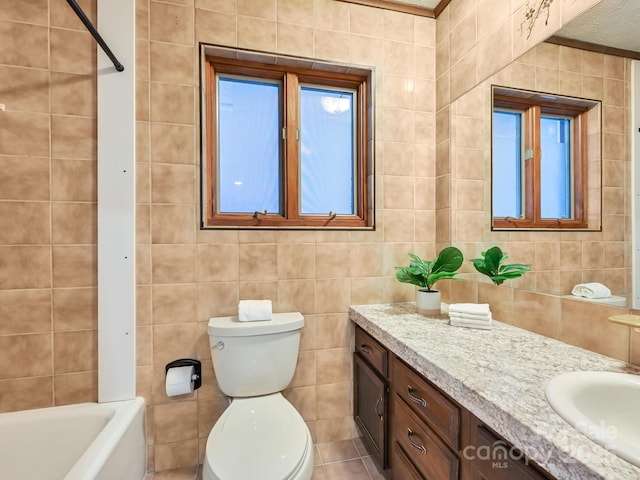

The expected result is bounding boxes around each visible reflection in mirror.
[491,85,601,231]
[548,0,640,308]
[449,41,630,299]
[549,0,640,59]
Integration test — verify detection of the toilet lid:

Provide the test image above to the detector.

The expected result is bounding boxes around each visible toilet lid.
[207,394,309,480]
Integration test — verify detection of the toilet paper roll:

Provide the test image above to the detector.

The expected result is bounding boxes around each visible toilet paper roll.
[165,365,195,396]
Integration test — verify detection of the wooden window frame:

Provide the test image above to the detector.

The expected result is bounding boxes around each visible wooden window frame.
[491,89,594,230]
[201,50,374,230]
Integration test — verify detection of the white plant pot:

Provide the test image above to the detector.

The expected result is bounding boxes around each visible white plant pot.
[416,289,441,316]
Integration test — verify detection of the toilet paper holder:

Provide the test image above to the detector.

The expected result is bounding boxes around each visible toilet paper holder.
[165,358,202,390]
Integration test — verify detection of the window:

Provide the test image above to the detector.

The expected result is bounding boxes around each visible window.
[491,86,601,230]
[201,46,374,229]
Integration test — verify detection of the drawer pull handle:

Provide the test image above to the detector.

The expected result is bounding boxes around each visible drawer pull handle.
[407,386,427,407]
[359,344,373,355]
[375,394,383,421]
[407,428,427,455]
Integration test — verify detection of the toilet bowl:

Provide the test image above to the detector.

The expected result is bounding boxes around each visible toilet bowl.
[204,312,313,480]
[203,394,313,480]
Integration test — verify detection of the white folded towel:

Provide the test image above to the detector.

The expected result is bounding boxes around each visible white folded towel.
[571,283,611,299]
[449,317,492,330]
[448,311,492,322]
[238,300,273,322]
[448,303,491,316]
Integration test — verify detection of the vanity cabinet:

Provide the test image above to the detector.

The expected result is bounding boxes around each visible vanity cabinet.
[353,326,556,480]
[353,326,389,469]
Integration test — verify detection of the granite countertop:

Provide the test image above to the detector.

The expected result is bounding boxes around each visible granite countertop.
[349,302,640,480]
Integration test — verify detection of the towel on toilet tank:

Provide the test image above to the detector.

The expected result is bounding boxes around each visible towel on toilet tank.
[571,283,611,299]
[238,300,273,322]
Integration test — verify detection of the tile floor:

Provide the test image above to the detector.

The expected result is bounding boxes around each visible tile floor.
[143,438,386,480]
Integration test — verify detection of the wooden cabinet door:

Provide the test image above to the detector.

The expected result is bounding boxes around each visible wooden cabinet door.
[470,421,553,480]
[354,353,388,468]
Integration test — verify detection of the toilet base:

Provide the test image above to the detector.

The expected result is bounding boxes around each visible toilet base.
[203,426,313,480]
[202,393,314,480]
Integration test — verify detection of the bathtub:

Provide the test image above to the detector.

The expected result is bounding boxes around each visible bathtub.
[0,397,146,480]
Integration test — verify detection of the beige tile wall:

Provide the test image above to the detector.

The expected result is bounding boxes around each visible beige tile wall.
[1,0,639,476]
[135,0,437,472]
[0,0,98,413]
[436,0,603,107]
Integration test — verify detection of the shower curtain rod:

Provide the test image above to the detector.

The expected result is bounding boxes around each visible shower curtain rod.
[66,0,125,72]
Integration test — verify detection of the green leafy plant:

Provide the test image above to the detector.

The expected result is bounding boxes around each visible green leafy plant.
[395,247,464,292]
[470,246,531,285]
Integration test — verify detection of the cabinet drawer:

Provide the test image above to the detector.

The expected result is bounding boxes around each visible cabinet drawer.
[393,397,459,480]
[393,357,461,449]
[391,441,424,480]
[355,326,388,377]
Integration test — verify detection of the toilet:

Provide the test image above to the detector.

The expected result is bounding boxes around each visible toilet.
[203,312,314,480]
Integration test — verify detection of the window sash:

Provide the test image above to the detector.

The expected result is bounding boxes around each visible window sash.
[299,84,358,217]
[539,114,573,220]
[215,74,283,215]
[492,109,524,219]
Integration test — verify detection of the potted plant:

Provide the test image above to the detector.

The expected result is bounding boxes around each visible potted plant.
[470,246,531,285]
[395,247,464,315]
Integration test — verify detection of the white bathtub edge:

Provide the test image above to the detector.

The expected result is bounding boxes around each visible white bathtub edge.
[65,397,146,480]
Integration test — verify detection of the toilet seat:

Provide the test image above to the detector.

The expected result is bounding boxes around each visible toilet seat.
[204,393,311,480]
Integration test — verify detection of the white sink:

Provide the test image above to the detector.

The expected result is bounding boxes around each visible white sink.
[545,371,640,467]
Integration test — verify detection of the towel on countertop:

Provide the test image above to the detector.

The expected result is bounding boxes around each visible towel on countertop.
[447,311,492,322]
[238,300,273,322]
[448,303,491,316]
[449,316,492,330]
[448,303,492,330]
[571,283,611,299]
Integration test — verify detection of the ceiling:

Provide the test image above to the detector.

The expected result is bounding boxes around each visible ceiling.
[554,0,640,54]
[391,0,441,8]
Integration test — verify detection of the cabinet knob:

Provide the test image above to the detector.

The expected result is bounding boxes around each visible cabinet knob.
[359,343,373,355]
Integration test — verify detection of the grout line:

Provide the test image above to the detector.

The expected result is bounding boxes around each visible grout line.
[321,457,361,465]
[151,440,381,478]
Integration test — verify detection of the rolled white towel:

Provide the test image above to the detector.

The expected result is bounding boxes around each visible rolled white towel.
[448,311,492,322]
[449,317,492,330]
[238,300,273,322]
[448,303,491,316]
[571,283,611,299]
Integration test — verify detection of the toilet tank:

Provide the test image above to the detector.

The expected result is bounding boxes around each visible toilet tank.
[208,312,304,397]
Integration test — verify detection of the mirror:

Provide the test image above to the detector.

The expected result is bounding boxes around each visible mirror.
[549,0,640,57]
[448,0,635,302]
